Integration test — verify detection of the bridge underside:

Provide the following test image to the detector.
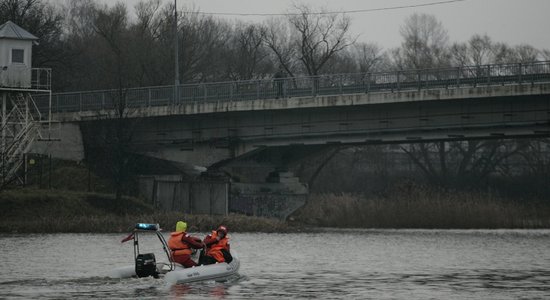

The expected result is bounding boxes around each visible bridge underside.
[114,92,548,168]
[36,83,550,185]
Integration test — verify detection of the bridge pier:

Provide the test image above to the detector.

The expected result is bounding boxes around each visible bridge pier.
[230,171,308,220]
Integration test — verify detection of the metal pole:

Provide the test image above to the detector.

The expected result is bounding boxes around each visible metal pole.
[2,93,6,155]
[396,71,400,91]
[25,93,29,127]
[48,90,52,134]
[49,154,52,189]
[87,163,91,192]
[518,63,522,84]
[174,0,180,105]
[24,153,27,186]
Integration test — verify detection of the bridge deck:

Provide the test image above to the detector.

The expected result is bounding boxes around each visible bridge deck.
[34,61,550,115]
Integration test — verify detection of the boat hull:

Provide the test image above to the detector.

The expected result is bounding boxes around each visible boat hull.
[109,258,240,284]
[165,257,240,284]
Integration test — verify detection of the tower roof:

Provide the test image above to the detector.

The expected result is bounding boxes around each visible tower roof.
[0,21,38,40]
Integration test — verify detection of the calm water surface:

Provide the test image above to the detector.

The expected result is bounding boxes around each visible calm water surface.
[1,229,549,299]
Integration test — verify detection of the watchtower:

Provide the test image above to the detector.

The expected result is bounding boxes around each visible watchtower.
[0,21,52,185]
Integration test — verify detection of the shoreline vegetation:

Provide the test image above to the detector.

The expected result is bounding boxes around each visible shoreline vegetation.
[1,187,549,234]
[293,187,550,229]
[0,189,294,234]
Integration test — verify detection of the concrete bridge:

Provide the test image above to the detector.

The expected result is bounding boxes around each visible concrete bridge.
[35,61,550,164]
[31,61,550,218]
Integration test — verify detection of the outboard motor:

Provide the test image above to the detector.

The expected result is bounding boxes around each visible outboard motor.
[135,253,158,278]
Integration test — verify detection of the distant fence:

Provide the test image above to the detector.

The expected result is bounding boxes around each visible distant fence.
[33,61,550,114]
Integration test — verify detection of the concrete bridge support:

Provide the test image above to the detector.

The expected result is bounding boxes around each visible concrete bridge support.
[138,174,229,215]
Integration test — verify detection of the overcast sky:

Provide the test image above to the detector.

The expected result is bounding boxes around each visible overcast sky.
[99,0,550,51]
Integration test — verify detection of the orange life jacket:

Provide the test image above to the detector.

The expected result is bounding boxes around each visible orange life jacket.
[168,231,192,256]
[206,231,230,262]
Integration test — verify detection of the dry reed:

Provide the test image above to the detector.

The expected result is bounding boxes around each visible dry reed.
[0,189,296,233]
[293,185,550,229]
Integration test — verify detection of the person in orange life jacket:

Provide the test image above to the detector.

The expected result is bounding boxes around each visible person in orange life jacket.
[167,221,204,268]
[200,225,232,265]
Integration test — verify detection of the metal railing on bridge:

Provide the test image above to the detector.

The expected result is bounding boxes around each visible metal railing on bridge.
[33,61,550,115]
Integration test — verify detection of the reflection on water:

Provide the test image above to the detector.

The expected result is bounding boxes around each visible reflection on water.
[1,230,549,299]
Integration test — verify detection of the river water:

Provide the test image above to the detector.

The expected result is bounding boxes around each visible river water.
[1,229,549,299]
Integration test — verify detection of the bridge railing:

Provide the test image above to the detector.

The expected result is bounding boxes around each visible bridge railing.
[31,68,52,91]
[33,61,550,115]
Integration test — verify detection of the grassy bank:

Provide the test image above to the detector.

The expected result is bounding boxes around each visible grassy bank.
[293,186,550,228]
[4,186,549,232]
[0,189,296,233]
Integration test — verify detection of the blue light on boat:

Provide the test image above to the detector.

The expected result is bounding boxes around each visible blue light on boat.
[135,223,159,231]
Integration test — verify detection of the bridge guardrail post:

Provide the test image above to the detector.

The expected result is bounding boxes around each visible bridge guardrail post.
[396,71,400,91]
[148,88,151,107]
[487,65,491,86]
[79,93,82,112]
[456,67,460,88]
[531,63,536,86]
[256,80,260,100]
[518,63,522,84]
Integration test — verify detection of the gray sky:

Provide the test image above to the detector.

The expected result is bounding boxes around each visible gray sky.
[106,0,550,51]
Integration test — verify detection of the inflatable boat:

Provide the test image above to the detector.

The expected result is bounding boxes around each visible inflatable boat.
[109,223,240,284]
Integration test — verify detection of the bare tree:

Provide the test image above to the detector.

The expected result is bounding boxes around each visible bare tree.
[224,22,272,81]
[263,17,300,78]
[264,5,355,77]
[93,3,131,97]
[491,42,517,64]
[450,34,495,66]
[516,139,550,198]
[178,11,230,82]
[129,0,167,86]
[401,140,525,188]
[394,13,450,70]
[319,50,357,74]
[64,0,98,39]
[511,44,540,63]
[290,4,354,76]
[352,42,388,73]
[322,42,388,74]
[88,3,141,201]
[58,0,102,91]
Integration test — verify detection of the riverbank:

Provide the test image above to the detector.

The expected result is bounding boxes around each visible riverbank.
[2,187,549,233]
[0,189,297,233]
[292,187,550,229]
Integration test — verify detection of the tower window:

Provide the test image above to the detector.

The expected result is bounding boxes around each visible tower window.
[11,49,24,64]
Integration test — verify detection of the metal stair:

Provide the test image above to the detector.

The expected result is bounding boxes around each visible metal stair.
[1,92,43,184]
